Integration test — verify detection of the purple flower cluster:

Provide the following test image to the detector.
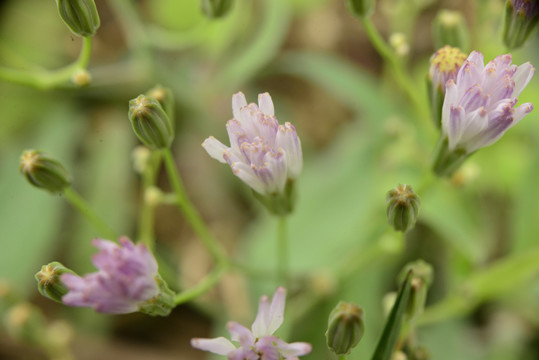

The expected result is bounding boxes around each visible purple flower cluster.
[442,51,534,153]
[191,287,312,360]
[61,237,160,314]
[202,92,303,196]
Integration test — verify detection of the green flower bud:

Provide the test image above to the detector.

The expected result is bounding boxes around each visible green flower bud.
[201,0,234,18]
[35,262,75,303]
[386,184,420,232]
[503,0,539,49]
[128,95,174,150]
[138,274,175,317]
[55,0,100,37]
[433,10,470,51]
[20,150,72,193]
[398,260,433,322]
[147,85,175,121]
[326,301,365,355]
[346,0,375,17]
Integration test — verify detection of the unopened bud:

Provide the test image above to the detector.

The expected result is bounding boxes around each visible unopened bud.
[427,46,467,128]
[326,302,365,355]
[132,146,152,174]
[72,69,91,87]
[386,184,420,232]
[389,33,410,57]
[398,260,433,322]
[201,0,234,18]
[20,150,71,193]
[346,0,375,17]
[147,85,175,120]
[433,10,470,51]
[35,262,75,303]
[55,0,100,37]
[144,186,164,207]
[503,0,539,49]
[128,95,174,149]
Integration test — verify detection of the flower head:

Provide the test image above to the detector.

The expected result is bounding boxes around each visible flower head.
[442,51,534,153]
[61,237,165,314]
[191,287,312,360]
[203,92,303,197]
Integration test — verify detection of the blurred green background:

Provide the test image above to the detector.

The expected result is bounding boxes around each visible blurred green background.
[0,0,538,359]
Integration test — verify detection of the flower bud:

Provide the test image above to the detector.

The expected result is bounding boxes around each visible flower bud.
[326,301,365,355]
[71,69,91,87]
[386,184,420,232]
[398,260,433,322]
[389,33,410,57]
[346,0,375,17]
[147,85,175,121]
[20,150,72,193]
[433,10,470,51]
[427,46,467,128]
[35,262,75,303]
[201,0,234,18]
[132,146,152,174]
[503,0,539,49]
[128,95,174,149]
[55,0,100,37]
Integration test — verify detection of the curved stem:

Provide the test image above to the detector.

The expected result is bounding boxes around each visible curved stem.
[161,148,228,264]
[359,17,431,131]
[0,36,92,89]
[174,264,227,305]
[63,187,118,240]
[277,215,289,286]
[137,151,162,250]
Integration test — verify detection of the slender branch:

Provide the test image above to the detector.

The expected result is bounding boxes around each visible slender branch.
[0,36,92,89]
[277,215,289,286]
[161,148,228,264]
[137,151,162,250]
[174,264,227,305]
[63,187,118,240]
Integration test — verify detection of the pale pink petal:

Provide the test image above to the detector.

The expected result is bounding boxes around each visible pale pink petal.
[275,339,313,357]
[232,92,247,120]
[252,294,271,337]
[231,162,266,195]
[258,92,275,116]
[447,105,465,150]
[202,136,228,163]
[191,337,236,355]
[227,322,255,347]
[275,123,303,180]
[512,63,535,98]
[509,102,533,128]
[266,287,286,335]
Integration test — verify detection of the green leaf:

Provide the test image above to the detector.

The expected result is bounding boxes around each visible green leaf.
[370,270,413,360]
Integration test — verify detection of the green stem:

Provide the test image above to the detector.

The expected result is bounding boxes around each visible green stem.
[174,264,227,305]
[359,17,431,130]
[277,215,289,286]
[137,151,162,250]
[161,148,227,263]
[339,356,348,360]
[0,36,92,89]
[63,187,117,240]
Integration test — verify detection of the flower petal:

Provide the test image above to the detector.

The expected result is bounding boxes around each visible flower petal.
[232,92,247,120]
[191,337,236,355]
[227,322,255,348]
[276,123,303,180]
[202,136,229,164]
[258,92,275,116]
[512,62,535,98]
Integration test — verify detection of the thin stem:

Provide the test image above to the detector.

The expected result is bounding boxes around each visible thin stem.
[359,17,431,131]
[174,264,227,305]
[161,148,227,264]
[339,355,348,360]
[0,36,92,89]
[63,187,118,240]
[137,151,162,250]
[277,215,289,286]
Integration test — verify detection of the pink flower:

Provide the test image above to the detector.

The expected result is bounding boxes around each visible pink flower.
[191,287,312,360]
[202,92,303,196]
[442,51,535,153]
[61,237,160,314]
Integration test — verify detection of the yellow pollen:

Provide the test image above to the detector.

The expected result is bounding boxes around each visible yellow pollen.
[431,46,467,74]
[20,150,39,172]
[133,97,151,116]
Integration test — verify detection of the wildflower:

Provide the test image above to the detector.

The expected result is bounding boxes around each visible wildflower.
[191,287,312,359]
[433,51,535,176]
[202,92,303,215]
[61,237,174,316]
